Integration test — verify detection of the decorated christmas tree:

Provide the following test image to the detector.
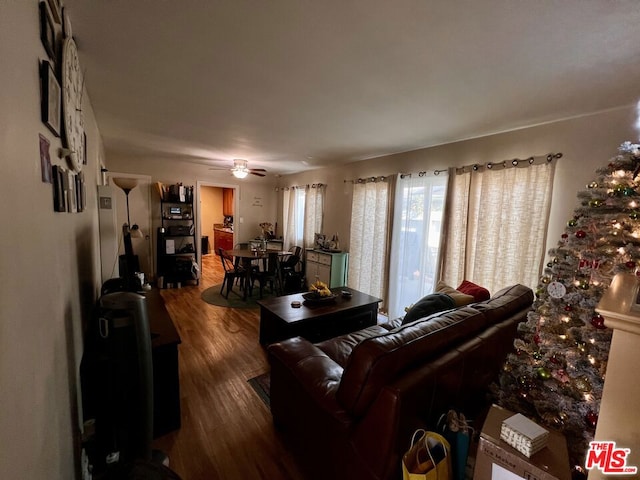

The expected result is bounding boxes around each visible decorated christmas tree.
[496,141,640,475]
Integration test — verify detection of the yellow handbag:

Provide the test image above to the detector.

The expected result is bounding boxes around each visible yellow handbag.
[402,430,452,480]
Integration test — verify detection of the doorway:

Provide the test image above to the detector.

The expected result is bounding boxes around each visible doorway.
[197,181,239,271]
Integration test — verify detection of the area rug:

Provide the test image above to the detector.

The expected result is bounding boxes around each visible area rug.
[200,284,275,308]
[247,372,271,407]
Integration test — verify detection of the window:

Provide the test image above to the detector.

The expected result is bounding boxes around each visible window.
[282,185,324,250]
[441,160,555,293]
[387,173,448,319]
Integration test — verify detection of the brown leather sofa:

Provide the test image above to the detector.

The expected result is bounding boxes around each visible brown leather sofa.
[267,284,533,480]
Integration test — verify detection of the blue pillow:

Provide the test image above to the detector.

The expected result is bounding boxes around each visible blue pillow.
[402,293,456,325]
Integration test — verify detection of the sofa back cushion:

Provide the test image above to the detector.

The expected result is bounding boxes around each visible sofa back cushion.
[469,284,533,324]
[336,306,487,417]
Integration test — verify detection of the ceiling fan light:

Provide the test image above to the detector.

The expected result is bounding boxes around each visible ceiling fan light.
[232,168,249,179]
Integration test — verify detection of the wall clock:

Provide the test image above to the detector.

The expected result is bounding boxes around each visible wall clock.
[61,37,85,172]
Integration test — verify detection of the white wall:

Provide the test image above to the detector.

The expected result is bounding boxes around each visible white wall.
[0,2,104,478]
[277,105,640,287]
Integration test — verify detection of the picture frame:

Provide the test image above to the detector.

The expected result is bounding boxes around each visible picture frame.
[46,0,62,24]
[52,165,66,212]
[39,2,57,61]
[40,60,61,136]
[38,134,52,183]
[82,131,88,165]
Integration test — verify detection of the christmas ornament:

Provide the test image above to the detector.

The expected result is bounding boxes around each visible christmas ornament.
[567,219,578,228]
[630,211,640,220]
[536,367,551,380]
[575,230,587,239]
[588,199,602,208]
[625,261,636,269]
[585,411,598,429]
[591,314,605,329]
[613,184,625,195]
[547,281,566,299]
[564,304,573,312]
[587,182,598,189]
[623,186,636,196]
[574,376,592,392]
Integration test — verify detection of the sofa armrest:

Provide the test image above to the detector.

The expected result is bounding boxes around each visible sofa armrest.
[267,337,352,428]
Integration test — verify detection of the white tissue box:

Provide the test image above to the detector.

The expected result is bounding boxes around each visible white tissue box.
[500,413,549,457]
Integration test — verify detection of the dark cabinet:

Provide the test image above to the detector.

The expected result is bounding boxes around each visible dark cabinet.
[214,229,234,252]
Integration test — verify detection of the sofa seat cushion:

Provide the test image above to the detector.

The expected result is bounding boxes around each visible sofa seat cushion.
[336,306,487,417]
[316,325,389,367]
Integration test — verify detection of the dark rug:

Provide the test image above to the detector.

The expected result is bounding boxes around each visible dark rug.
[247,372,271,407]
[200,284,276,308]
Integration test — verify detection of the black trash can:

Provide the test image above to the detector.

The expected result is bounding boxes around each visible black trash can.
[201,236,209,255]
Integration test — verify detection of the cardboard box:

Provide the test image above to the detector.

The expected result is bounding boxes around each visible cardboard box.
[473,405,570,480]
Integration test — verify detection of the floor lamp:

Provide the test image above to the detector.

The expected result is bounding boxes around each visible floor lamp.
[112,177,144,290]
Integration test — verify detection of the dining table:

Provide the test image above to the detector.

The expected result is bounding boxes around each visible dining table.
[227,249,290,300]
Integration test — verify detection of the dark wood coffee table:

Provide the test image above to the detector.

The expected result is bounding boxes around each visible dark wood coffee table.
[257,287,381,345]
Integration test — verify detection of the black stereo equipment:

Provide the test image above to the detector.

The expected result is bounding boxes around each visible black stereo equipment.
[168,225,194,236]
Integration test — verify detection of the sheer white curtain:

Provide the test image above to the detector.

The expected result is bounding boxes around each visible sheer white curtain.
[282,187,305,250]
[441,161,555,293]
[303,184,325,248]
[387,172,449,319]
[348,178,390,300]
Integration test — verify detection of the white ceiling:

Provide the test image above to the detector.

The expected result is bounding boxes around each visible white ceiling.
[64,0,640,175]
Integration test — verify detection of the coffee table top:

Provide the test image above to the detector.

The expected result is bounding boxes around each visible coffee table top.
[257,287,381,325]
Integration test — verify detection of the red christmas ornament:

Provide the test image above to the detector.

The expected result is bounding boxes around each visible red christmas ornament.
[591,314,606,329]
[575,230,587,239]
[626,261,637,269]
[586,411,598,428]
[564,304,573,312]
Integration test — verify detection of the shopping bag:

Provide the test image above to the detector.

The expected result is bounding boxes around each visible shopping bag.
[437,410,473,480]
[402,430,452,480]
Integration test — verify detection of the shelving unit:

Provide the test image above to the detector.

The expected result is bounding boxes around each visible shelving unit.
[157,197,198,287]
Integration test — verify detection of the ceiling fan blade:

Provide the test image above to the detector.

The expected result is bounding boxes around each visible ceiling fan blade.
[250,168,267,172]
[250,171,266,177]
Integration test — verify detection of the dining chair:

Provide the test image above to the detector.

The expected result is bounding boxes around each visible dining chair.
[251,251,282,298]
[218,248,246,298]
[280,245,303,292]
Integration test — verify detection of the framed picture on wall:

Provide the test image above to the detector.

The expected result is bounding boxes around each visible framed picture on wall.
[47,0,62,24]
[39,134,52,183]
[39,2,57,61]
[40,60,61,136]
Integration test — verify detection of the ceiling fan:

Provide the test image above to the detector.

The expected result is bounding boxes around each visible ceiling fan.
[209,159,267,178]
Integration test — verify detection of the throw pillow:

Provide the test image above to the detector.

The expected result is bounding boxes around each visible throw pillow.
[402,293,456,325]
[435,280,475,306]
[457,280,491,302]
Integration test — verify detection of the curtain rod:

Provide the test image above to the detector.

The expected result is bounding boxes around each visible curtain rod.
[275,183,324,192]
[454,152,562,175]
[343,175,390,184]
[399,169,448,179]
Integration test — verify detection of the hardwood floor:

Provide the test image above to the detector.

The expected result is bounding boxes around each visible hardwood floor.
[152,254,306,479]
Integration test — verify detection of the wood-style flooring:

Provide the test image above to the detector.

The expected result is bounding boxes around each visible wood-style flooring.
[152,254,306,479]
